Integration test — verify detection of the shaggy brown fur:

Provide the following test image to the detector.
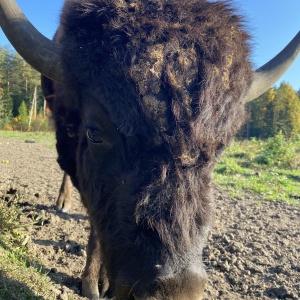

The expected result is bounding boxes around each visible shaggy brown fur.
[43,0,253,298]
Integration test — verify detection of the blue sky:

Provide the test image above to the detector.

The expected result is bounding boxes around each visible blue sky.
[1,0,300,91]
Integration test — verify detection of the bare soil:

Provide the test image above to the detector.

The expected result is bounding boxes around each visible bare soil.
[0,138,299,300]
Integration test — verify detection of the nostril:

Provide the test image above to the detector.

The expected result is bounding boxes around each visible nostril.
[132,294,142,300]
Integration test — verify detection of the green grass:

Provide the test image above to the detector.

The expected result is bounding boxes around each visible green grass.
[0,247,54,300]
[214,137,300,204]
[0,130,55,148]
[0,196,57,300]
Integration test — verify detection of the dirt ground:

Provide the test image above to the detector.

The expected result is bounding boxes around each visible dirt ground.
[0,138,299,300]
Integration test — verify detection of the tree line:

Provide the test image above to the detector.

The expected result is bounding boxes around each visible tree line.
[242,82,300,139]
[0,45,300,137]
[0,45,49,131]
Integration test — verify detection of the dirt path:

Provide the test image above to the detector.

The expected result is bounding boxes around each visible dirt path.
[0,138,299,300]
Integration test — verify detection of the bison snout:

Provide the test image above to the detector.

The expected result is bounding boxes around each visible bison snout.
[129,267,207,300]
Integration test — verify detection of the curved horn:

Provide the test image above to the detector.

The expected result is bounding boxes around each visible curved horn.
[245,31,300,102]
[0,0,64,83]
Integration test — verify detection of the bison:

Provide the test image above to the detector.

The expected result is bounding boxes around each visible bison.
[1,0,299,299]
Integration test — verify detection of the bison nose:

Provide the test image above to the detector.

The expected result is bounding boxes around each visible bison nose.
[132,267,207,300]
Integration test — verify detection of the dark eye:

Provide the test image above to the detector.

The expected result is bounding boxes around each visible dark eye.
[87,127,103,144]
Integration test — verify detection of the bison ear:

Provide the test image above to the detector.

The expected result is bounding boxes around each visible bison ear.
[244,31,300,102]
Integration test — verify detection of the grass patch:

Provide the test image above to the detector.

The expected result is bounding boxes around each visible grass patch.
[0,130,55,148]
[0,196,57,300]
[214,137,300,204]
[0,247,54,300]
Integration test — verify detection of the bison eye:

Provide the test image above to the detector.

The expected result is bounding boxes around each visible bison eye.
[87,127,103,144]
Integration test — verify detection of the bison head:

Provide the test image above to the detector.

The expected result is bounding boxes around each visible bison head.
[55,1,251,297]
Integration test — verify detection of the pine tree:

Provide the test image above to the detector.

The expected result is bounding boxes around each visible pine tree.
[18,100,28,131]
[0,46,14,119]
[248,88,276,138]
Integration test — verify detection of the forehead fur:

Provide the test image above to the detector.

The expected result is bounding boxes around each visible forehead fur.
[60,0,252,157]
